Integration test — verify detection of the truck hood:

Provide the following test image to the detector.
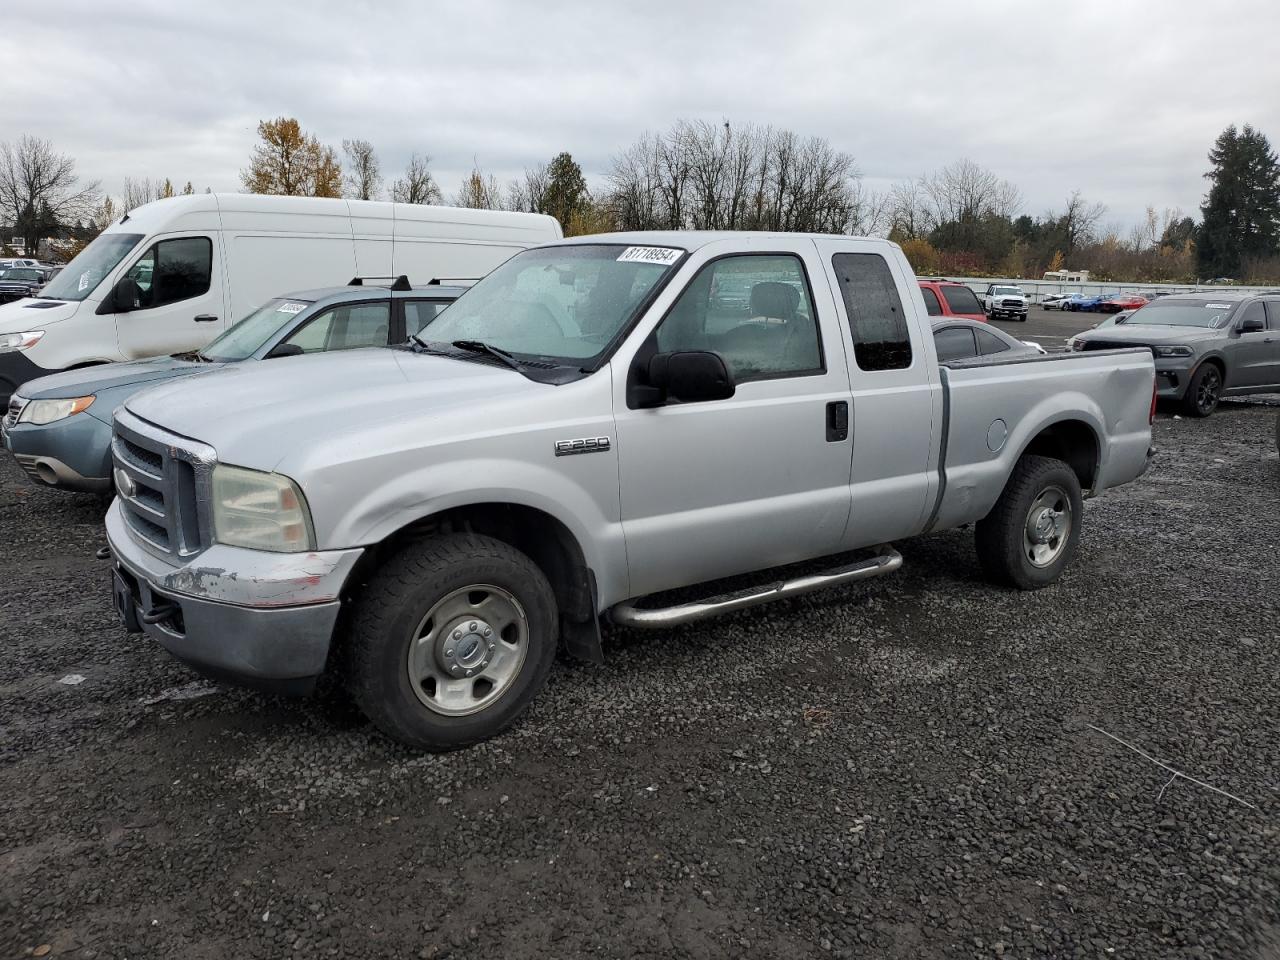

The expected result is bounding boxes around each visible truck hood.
[124,347,548,471]
[20,355,207,401]
[1080,324,1223,345]
[0,298,81,332]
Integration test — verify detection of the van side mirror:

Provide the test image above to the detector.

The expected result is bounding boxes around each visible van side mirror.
[1239,316,1265,333]
[265,342,304,359]
[111,277,140,313]
[635,350,735,407]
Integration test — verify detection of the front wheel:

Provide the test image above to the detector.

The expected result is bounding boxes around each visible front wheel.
[1182,363,1221,418]
[975,455,1084,589]
[346,533,559,750]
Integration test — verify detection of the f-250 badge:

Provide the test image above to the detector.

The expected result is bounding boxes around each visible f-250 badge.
[554,437,611,457]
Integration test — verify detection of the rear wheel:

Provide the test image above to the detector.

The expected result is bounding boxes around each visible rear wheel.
[346,533,558,750]
[1182,363,1221,418]
[975,455,1084,589]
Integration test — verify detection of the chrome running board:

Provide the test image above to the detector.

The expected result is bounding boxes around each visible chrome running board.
[609,546,903,629]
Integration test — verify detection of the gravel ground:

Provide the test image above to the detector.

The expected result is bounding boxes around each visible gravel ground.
[2,400,1279,959]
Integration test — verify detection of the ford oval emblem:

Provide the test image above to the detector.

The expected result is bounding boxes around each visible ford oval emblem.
[114,467,136,499]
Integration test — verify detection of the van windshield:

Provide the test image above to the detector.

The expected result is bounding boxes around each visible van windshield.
[201,299,315,362]
[40,232,144,302]
[415,244,682,362]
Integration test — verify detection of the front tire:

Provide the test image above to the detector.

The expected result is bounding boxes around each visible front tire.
[975,455,1084,590]
[346,533,558,750]
[1182,363,1222,418]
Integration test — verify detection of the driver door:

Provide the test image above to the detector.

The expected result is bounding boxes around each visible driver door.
[613,243,855,599]
[112,234,223,359]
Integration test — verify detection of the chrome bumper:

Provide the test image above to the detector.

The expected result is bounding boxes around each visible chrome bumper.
[105,501,363,691]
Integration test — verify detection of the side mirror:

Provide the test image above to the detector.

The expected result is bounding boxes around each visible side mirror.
[265,342,304,359]
[1240,316,1265,333]
[639,350,735,407]
[111,277,139,313]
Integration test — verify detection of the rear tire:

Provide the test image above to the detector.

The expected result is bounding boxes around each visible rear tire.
[975,455,1083,590]
[346,533,558,750]
[1182,363,1222,418]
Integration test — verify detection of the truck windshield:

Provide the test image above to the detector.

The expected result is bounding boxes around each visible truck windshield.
[1127,301,1238,328]
[201,299,315,361]
[415,244,682,362]
[992,286,1021,296]
[39,232,144,302]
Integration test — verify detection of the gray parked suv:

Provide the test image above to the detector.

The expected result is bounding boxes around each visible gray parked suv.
[1072,292,1280,416]
[2,280,464,491]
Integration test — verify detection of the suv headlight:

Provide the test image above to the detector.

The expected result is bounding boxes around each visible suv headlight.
[17,395,94,425]
[211,464,315,552]
[1153,345,1193,358]
[1071,338,1086,351]
[0,330,45,353]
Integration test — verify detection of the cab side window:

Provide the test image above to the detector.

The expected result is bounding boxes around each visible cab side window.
[652,254,822,382]
[1240,301,1267,330]
[284,301,391,353]
[832,253,912,371]
[1267,301,1280,330]
[120,237,212,310]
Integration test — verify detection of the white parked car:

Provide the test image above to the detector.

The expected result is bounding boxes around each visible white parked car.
[1042,293,1073,310]
[0,194,563,405]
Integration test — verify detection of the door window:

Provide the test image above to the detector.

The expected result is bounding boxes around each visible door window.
[1239,300,1266,330]
[1266,301,1280,331]
[976,328,1012,355]
[832,253,912,371]
[405,300,449,338]
[120,237,212,310]
[284,301,391,353]
[942,285,983,315]
[920,287,943,316]
[652,254,822,382]
[934,326,977,361]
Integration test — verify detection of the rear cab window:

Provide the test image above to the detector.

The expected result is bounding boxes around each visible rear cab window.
[832,253,912,371]
[920,287,943,316]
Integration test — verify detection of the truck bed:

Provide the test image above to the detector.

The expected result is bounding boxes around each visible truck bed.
[928,347,1154,532]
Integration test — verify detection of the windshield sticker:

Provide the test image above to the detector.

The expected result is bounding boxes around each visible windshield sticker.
[1209,314,1229,328]
[278,302,306,314]
[617,246,682,266]
[78,273,92,292]
[1205,303,1232,309]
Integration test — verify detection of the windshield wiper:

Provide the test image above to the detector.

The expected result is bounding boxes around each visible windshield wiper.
[447,339,529,375]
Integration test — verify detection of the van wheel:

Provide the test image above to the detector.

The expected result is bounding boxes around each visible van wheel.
[347,533,558,750]
[975,455,1083,589]
[1182,363,1221,418]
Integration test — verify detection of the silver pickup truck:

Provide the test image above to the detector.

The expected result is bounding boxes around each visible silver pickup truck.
[105,232,1155,750]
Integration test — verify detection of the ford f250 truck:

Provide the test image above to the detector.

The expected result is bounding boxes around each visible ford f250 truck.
[105,232,1155,750]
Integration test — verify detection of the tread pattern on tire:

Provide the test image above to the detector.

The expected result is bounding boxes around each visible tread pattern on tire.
[346,532,557,751]
[974,454,1082,591]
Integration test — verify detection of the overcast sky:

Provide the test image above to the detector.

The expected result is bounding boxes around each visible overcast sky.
[5,0,1279,231]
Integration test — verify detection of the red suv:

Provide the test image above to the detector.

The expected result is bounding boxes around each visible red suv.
[918,279,987,323]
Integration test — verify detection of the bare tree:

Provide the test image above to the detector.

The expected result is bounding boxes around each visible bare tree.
[342,139,382,200]
[121,177,160,210]
[920,158,1022,230]
[0,135,100,255]
[389,154,442,205]
[887,179,930,239]
[1055,189,1107,253]
[452,162,503,210]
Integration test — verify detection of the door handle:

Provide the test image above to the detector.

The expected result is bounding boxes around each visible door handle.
[826,401,849,442]
[194,314,218,323]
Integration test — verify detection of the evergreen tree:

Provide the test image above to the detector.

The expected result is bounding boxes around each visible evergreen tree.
[542,152,589,230]
[1196,124,1280,278]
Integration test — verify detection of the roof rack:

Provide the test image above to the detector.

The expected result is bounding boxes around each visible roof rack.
[348,274,412,291]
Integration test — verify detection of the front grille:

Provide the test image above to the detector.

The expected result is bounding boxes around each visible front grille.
[3,396,24,430]
[1081,340,1156,355]
[1001,299,1023,308]
[112,410,216,560]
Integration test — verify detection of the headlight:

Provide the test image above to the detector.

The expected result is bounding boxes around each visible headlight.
[1071,338,1085,351]
[0,330,45,353]
[211,464,315,552]
[1154,345,1193,358]
[17,395,95,425]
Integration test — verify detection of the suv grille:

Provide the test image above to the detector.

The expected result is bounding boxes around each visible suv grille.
[3,396,25,430]
[112,410,216,559]
[1082,340,1156,355]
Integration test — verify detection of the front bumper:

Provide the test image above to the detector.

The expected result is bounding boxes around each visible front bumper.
[1154,358,1197,399]
[105,501,364,693]
[2,413,114,492]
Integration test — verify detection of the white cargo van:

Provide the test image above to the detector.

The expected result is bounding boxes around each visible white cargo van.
[0,194,562,403]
